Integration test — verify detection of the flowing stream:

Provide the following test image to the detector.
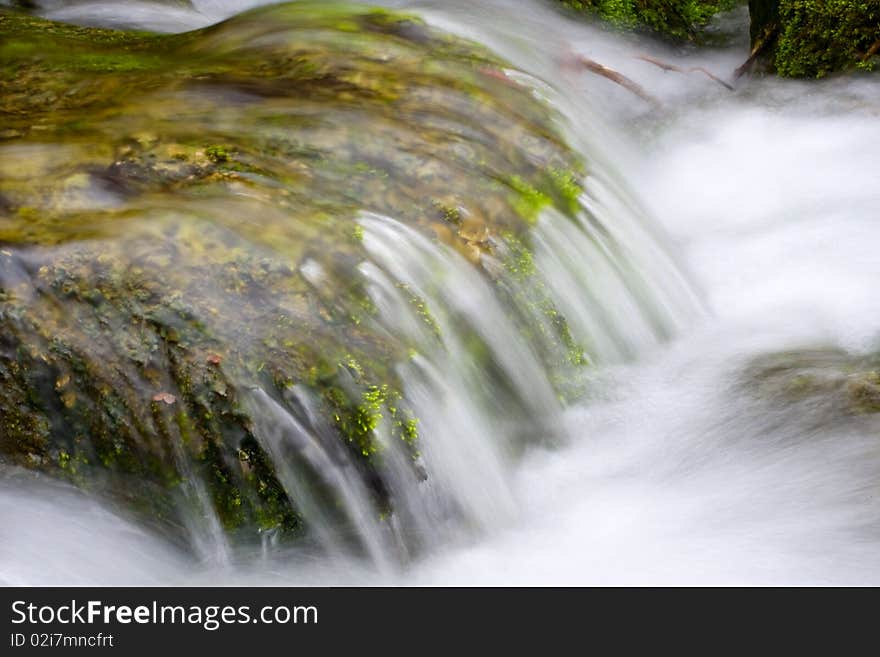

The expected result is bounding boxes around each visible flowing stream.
[2,0,879,585]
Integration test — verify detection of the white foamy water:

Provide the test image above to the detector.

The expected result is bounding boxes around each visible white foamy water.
[2,0,879,586]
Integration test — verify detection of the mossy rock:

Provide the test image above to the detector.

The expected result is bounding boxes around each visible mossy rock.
[0,3,592,551]
[557,0,737,42]
[747,0,880,77]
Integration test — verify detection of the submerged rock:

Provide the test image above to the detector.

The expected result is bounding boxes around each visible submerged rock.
[741,347,880,426]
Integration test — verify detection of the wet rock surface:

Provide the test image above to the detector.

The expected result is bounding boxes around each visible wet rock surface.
[0,3,593,549]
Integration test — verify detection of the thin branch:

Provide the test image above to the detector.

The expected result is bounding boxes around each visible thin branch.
[561,52,660,106]
[636,55,734,91]
[691,67,735,91]
[636,55,680,73]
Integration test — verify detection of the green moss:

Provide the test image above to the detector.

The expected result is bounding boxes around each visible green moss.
[773,1,879,77]
[496,232,590,399]
[507,175,552,226]
[397,283,442,339]
[549,168,584,215]
[559,0,736,41]
[205,145,233,164]
[319,357,421,459]
[502,231,538,281]
[431,200,463,225]
[746,1,879,77]
[238,435,301,533]
[398,416,419,447]
[328,384,387,456]
[200,438,246,530]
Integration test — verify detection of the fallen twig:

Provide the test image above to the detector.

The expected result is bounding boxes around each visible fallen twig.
[561,52,660,106]
[635,55,679,73]
[636,54,734,91]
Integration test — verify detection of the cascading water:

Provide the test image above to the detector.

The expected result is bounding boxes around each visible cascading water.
[1,0,878,585]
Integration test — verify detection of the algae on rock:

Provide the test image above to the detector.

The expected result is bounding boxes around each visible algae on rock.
[0,3,593,552]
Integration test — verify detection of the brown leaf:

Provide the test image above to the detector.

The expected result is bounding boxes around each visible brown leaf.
[152,392,177,405]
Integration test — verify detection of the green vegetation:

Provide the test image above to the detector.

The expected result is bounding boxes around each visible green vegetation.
[496,231,590,401]
[749,0,880,77]
[558,0,878,76]
[558,0,736,41]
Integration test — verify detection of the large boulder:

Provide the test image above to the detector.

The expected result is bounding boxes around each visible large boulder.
[0,4,592,552]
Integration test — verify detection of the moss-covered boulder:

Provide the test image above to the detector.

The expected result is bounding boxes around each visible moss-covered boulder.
[557,0,736,41]
[747,0,880,77]
[0,3,594,553]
